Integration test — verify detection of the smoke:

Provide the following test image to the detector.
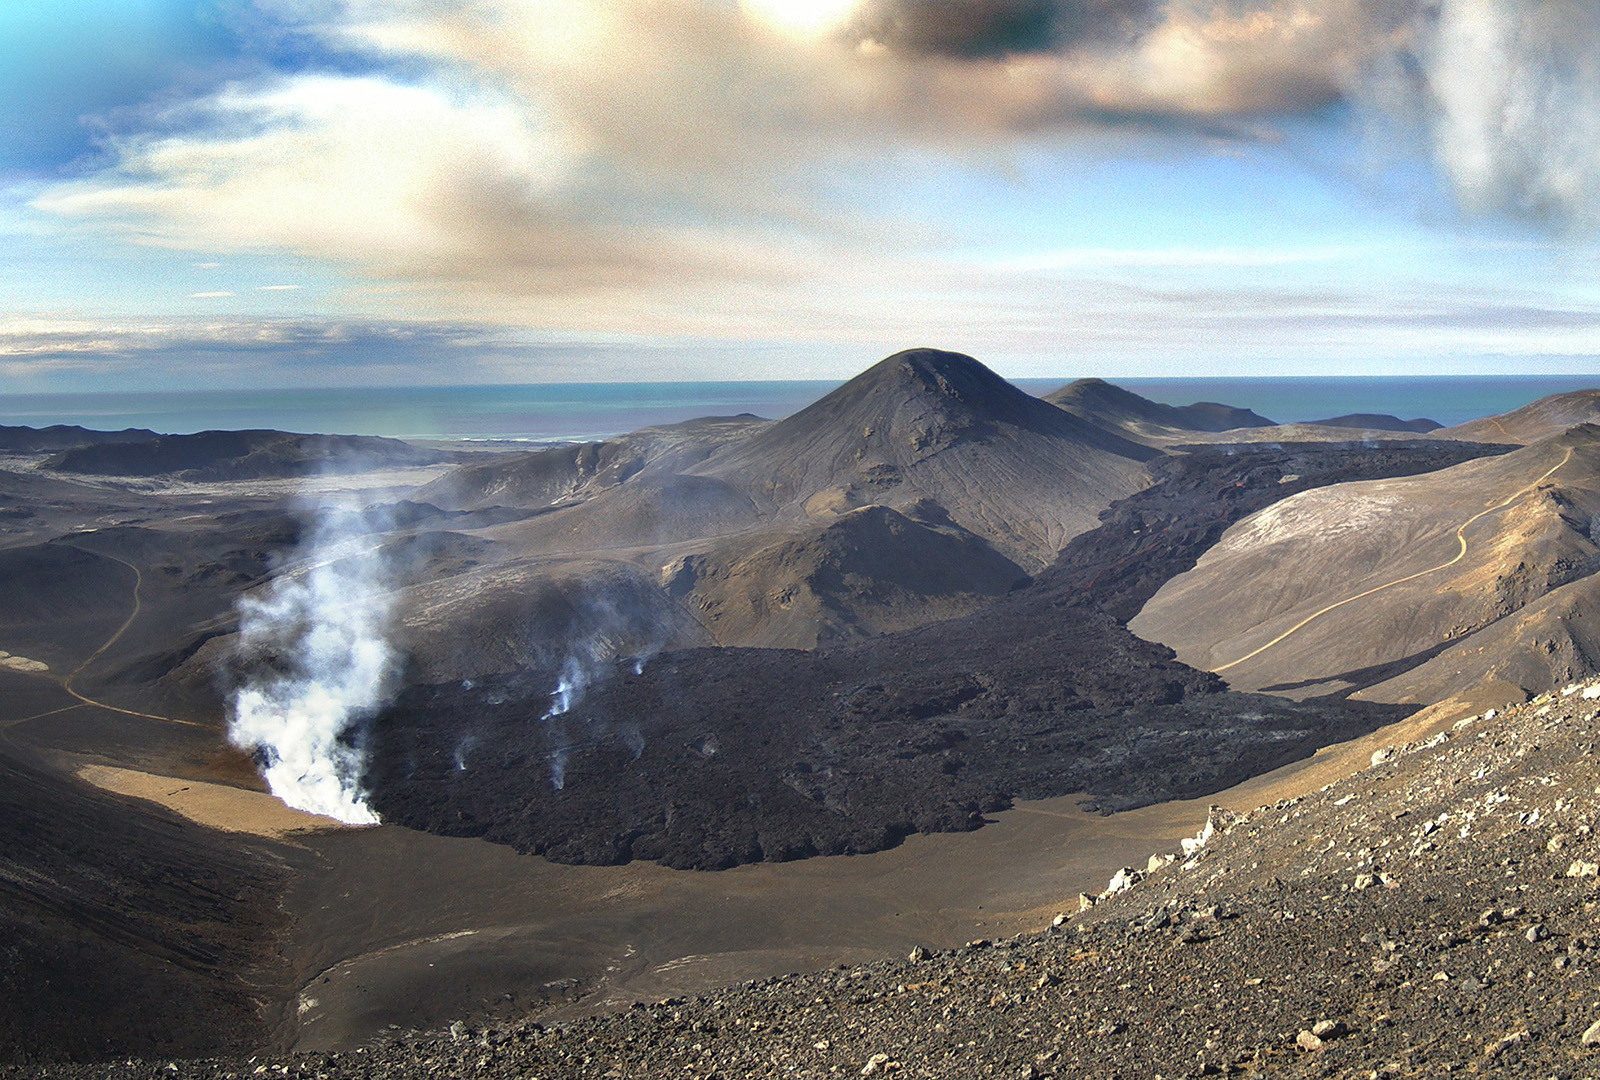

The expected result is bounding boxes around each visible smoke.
[530,586,669,790]
[227,502,398,824]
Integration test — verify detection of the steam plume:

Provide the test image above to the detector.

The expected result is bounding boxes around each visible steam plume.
[228,504,397,824]
[532,587,668,790]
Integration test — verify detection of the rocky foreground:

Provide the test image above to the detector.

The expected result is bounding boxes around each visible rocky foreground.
[19,681,1600,1079]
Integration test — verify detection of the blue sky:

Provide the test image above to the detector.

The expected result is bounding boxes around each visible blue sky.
[2,0,1599,390]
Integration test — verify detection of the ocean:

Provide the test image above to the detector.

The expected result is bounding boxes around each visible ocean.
[2,375,1597,442]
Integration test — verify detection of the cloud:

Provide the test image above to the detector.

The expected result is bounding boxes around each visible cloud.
[23,0,1600,350]
[845,0,1154,58]
[1402,0,1600,229]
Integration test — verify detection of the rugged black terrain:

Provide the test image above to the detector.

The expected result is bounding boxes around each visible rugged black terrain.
[366,439,1506,870]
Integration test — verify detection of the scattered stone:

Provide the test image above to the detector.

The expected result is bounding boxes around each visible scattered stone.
[907,946,927,963]
[860,1053,894,1075]
[1567,860,1598,878]
[1104,867,1141,896]
[1527,924,1548,942]
[1484,1030,1530,1059]
[1296,1031,1324,1052]
[1583,1019,1600,1046]
[1312,1019,1347,1040]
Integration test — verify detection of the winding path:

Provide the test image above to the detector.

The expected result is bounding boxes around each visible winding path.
[1214,446,1573,675]
[20,546,206,729]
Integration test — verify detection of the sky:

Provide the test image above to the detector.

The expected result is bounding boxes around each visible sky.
[3,0,1600,390]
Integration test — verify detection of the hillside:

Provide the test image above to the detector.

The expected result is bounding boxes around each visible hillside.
[1132,423,1600,703]
[1044,377,1275,442]
[1442,389,1600,444]
[46,429,455,480]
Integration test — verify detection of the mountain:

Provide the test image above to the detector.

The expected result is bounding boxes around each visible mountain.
[1442,389,1600,444]
[1308,413,1443,433]
[0,424,158,453]
[694,351,1160,569]
[1131,422,1600,705]
[391,351,1164,660]
[46,430,455,481]
[1044,378,1275,441]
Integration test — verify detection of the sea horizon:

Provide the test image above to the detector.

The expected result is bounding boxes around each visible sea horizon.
[2,373,1597,443]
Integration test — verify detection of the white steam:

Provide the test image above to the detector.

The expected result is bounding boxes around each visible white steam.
[228,505,397,824]
[526,584,671,790]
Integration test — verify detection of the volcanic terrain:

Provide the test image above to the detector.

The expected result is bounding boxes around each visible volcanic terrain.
[0,354,1595,1070]
[1133,424,1600,705]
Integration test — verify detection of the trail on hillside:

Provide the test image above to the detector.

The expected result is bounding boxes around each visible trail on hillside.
[1215,446,1573,674]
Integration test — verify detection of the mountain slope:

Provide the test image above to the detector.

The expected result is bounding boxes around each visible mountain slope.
[1442,389,1600,444]
[46,430,453,480]
[694,350,1160,569]
[1044,377,1275,441]
[1131,423,1600,703]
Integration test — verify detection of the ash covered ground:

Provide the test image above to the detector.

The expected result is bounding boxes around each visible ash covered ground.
[366,440,1505,870]
[36,633,1600,1079]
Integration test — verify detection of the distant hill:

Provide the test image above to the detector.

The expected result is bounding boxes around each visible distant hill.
[46,429,454,481]
[1044,378,1275,440]
[1308,413,1442,433]
[0,424,158,453]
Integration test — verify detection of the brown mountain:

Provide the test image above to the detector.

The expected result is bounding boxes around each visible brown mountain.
[1131,420,1600,706]
[394,350,1161,661]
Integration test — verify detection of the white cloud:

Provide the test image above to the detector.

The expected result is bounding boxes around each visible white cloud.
[1416,0,1600,229]
[21,0,1600,359]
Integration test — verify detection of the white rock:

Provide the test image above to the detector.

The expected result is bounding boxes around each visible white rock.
[1104,867,1142,896]
[1371,747,1396,766]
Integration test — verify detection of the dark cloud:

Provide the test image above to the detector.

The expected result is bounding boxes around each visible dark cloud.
[846,0,1154,58]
